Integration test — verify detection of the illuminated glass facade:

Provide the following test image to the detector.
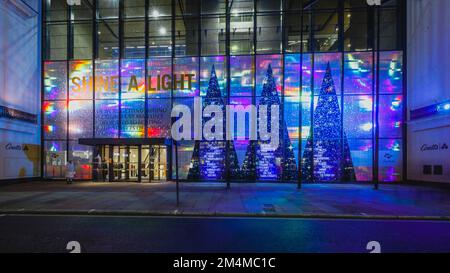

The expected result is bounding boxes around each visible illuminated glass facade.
[42,0,405,182]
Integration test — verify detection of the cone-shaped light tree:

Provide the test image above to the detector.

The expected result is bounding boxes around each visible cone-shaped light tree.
[301,62,356,182]
[241,64,298,181]
[187,66,240,180]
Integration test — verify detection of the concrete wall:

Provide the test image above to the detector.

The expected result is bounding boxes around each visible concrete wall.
[407,0,450,183]
[0,0,41,180]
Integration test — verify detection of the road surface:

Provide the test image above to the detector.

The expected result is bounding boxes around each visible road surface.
[0,214,449,253]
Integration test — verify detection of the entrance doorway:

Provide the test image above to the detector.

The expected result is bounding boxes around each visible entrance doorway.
[95,145,167,183]
[141,145,167,182]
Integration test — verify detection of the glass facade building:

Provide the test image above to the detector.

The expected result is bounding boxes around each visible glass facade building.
[42,0,405,183]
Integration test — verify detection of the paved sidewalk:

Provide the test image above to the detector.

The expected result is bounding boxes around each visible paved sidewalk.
[1,181,450,218]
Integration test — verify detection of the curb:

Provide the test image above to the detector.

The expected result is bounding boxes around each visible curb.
[1,209,449,221]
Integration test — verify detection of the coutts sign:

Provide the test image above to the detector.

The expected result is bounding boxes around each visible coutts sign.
[420,143,448,152]
[4,143,29,151]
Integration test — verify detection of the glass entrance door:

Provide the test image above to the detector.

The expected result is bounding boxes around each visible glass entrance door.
[141,145,167,182]
[96,144,166,182]
[113,146,139,182]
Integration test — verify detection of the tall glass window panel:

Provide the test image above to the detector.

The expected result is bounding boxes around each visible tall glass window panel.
[256,14,282,54]
[173,98,196,140]
[68,100,93,140]
[148,58,172,98]
[173,141,195,180]
[283,0,301,10]
[379,139,402,182]
[97,20,119,59]
[284,12,302,53]
[230,55,253,96]
[149,18,172,57]
[379,95,403,139]
[71,0,93,21]
[344,9,369,51]
[123,20,145,58]
[72,21,93,60]
[121,99,145,138]
[202,0,226,15]
[121,59,145,100]
[69,60,93,100]
[309,50,344,182]
[256,0,281,12]
[229,97,253,140]
[69,141,93,179]
[344,95,373,139]
[45,0,68,21]
[284,54,301,98]
[44,61,67,100]
[98,0,119,19]
[255,98,282,181]
[311,97,343,182]
[378,51,403,94]
[43,101,67,140]
[95,100,119,138]
[301,54,313,152]
[201,16,226,56]
[348,139,373,182]
[149,0,172,17]
[229,97,254,180]
[230,0,254,13]
[313,0,338,11]
[314,53,342,95]
[44,141,67,178]
[147,99,171,138]
[344,52,373,95]
[124,0,145,18]
[200,56,227,97]
[256,55,282,97]
[173,57,199,97]
[95,60,119,99]
[284,54,301,169]
[175,17,199,56]
[230,12,254,55]
[284,98,300,168]
[379,9,400,50]
[176,0,200,17]
[45,22,67,60]
[301,12,312,53]
[313,11,339,52]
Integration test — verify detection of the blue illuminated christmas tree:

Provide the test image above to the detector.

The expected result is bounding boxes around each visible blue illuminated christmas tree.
[242,64,298,181]
[187,66,240,180]
[301,63,356,182]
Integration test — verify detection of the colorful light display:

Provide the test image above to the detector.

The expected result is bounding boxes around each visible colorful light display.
[121,99,145,138]
[121,59,145,100]
[95,60,119,99]
[148,58,171,98]
[200,57,227,97]
[68,100,93,139]
[302,63,356,182]
[187,66,240,180]
[231,56,253,96]
[95,100,119,138]
[43,101,67,139]
[242,64,297,181]
[173,57,199,97]
[43,51,404,182]
[69,60,93,100]
[44,62,67,100]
